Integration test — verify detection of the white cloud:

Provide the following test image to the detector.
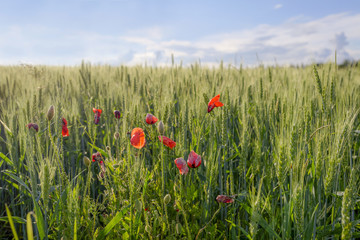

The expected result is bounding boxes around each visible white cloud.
[274,4,283,10]
[0,13,359,66]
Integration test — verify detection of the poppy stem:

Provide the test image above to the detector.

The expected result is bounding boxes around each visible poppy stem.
[179,176,191,239]
[195,206,221,240]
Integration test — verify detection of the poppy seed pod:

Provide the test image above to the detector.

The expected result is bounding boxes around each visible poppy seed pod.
[157,121,165,135]
[83,156,91,167]
[47,105,55,121]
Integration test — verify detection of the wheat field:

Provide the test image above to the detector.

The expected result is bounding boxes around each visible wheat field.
[0,61,359,239]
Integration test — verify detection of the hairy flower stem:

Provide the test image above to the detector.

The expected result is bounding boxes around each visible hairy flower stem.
[48,121,65,182]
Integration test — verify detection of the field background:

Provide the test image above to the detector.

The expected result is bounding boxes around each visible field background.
[0,61,359,239]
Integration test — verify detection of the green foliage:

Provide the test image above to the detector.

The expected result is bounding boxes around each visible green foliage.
[0,62,359,239]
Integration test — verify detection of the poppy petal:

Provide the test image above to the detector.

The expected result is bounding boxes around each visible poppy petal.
[174,158,189,175]
[131,128,146,149]
[158,136,176,149]
[216,195,234,203]
[207,94,223,113]
[215,101,224,107]
[146,113,158,124]
[187,150,201,168]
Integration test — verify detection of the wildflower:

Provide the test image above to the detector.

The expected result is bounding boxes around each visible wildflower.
[187,150,201,168]
[92,152,103,163]
[47,105,55,121]
[208,94,224,113]
[146,113,158,124]
[158,136,176,149]
[26,123,39,132]
[92,152,106,177]
[93,108,102,124]
[130,128,146,149]
[62,118,69,137]
[114,110,121,119]
[174,158,189,175]
[216,195,234,203]
[157,121,165,135]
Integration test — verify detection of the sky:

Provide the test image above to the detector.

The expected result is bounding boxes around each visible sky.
[0,0,359,66]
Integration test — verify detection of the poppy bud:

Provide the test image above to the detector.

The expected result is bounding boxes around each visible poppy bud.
[145,225,152,233]
[114,110,121,119]
[176,223,182,234]
[114,132,120,140]
[83,156,91,167]
[135,200,142,212]
[157,121,165,135]
[26,123,39,132]
[164,194,171,205]
[47,105,55,121]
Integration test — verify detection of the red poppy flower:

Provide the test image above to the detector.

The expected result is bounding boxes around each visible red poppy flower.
[93,108,102,124]
[130,128,146,149]
[216,195,234,203]
[114,110,121,119]
[26,123,39,132]
[207,94,224,113]
[92,152,103,163]
[145,113,158,124]
[158,136,176,149]
[174,158,189,175]
[187,150,201,168]
[62,118,69,137]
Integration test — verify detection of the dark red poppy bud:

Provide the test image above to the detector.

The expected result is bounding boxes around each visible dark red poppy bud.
[26,123,39,132]
[114,110,121,119]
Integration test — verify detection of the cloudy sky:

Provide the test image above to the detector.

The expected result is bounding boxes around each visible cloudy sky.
[0,0,359,66]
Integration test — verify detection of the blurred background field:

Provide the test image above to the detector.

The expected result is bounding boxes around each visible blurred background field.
[0,61,359,239]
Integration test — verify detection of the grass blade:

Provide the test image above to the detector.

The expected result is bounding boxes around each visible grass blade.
[96,204,131,240]
[5,204,19,240]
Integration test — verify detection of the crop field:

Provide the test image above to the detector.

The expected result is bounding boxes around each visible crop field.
[0,61,359,239]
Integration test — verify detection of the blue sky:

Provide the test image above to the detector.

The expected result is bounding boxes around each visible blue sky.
[0,0,359,66]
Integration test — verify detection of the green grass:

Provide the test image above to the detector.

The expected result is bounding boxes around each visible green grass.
[0,61,359,239]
